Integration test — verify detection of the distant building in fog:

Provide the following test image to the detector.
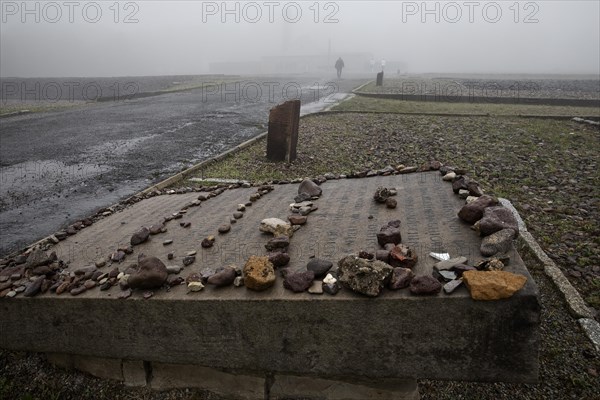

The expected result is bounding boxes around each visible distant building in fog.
[209,53,375,75]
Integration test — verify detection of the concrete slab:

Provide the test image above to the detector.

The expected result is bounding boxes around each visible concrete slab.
[0,172,540,384]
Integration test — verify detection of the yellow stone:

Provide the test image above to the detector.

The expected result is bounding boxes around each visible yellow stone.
[463,270,527,301]
[243,256,276,291]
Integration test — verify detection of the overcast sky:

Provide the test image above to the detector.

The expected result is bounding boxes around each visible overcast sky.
[1,0,599,77]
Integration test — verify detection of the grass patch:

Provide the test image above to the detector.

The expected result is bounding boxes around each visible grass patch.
[334,96,600,116]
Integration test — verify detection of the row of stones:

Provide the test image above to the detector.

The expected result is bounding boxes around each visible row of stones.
[0,160,432,267]
[0,184,276,298]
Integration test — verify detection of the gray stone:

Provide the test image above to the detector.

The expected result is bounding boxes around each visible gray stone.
[443,279,464,294]
[233,212,243,219]
[130,227,150,246]
[298,179,322,198]
[479,207,519,236]
[23,276,44,297]
[265,236,290,251]
[259,218,294,237]
[438,270,457,281]
[337,256,393,297]
[268,252,290,268]
[388,268,414,290]
[306,259,333,278]
[480,229,516,256]
[218,224,231,234]
[207,267,237,287]
[308,281,323,295]
[434,256,468,271]
[376,220,402,247]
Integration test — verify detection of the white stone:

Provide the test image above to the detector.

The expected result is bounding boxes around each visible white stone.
[259,218,293,237]
[188,282,204,292]
[323,273,337,285]
[466,196,478,204]
[429,252,450,261]
[166,265,183,274]
[443,172,456,181]
[186,251,197,256]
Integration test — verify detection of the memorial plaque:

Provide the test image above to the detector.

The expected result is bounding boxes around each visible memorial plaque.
[266,99,300,162]
[1,172,540,383]
[376,71,384,86]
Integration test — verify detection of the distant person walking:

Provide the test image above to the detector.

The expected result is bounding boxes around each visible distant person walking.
[335,57,345,78]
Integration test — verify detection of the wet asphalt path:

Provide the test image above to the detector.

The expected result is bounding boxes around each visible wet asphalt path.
[0,75,368,256]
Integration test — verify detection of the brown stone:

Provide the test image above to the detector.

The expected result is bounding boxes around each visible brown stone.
[462,270,527,301]
[266,99,300,162]
[243,256,276,291]
[389,244,418,269]
[128,256,168,290]
[409,275,442,295]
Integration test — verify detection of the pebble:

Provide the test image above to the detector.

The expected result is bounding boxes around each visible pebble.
[480,229,516,257]
[323,281,340,295]
[218,224,231,234]
[377,220,402,247]
[265,236,290,251]
[23,277,44,297]
[283,271,315,293]
[259,218,294,237]
[163,239,173,246]
[118,289,132,299]
[288,215,308,225]
[243,256,276,291]
[130,227,150,246]
[143,291,153,299]
[434,256,468,271]
[70,286,87,296]
[388,268,414,290]
[180,222,191,228]
[233,212,243,219]
[84,280,97,289]
[443,279,463,294]
[385,198,397,209]
[128,256,168,290]
[201,236,216,248]
[5,290,16,298]
[268,252,290,267]
[186,251,197,256]
[95,259,106,268]
[458,189,470,199]
[443,172,456,181]
[389,244,418,269]
[308,281,323,294]
[307,259,333,278]
[237,204,246,212]
[233,276,244,287]
[167,252,174,260]
[207,266,237,287]
[166,265,183,274]
[409,275,442,295]
[187,281,205,292]
[337,256,393,297]
[182,255,196,266]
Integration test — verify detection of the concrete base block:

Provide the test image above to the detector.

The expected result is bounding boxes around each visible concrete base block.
[71,354,123,382]
[270,375,419,400]
[150,362,265,400]
[46,352,74,370]
[123,359,147,387]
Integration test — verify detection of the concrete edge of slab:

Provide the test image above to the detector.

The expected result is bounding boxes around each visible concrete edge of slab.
[45,354,420,399]
[500,198,597,334]
[578,319,600,353]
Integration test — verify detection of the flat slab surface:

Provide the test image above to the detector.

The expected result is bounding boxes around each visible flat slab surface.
[2,172,540,382]
[48,171,534,300]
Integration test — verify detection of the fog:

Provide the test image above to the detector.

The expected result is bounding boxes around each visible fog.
[1,1,599,77]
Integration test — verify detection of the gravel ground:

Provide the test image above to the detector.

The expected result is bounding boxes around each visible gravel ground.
[358,75,600,101]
